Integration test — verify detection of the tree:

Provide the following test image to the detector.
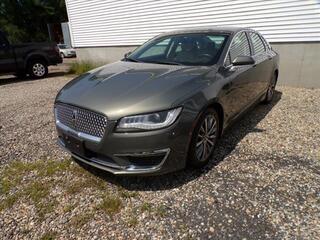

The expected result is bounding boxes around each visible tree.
[0,0,68,43]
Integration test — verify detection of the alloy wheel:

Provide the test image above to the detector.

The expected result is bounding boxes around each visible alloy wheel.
[195,114,217,162]
[32,63,46,77]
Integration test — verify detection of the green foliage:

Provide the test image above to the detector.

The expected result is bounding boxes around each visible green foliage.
[96,195,122,215]
[0,0,68,43]
[68,61,104,75]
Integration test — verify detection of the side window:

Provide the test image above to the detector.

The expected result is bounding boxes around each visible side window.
[249,32,265,55]
[227,32,251,65]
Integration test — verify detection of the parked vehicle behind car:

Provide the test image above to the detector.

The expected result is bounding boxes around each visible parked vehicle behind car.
[58,44,76,58]
[54,27,279,176]
[0,30,62,78]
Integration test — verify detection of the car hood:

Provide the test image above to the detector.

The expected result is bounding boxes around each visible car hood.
[56,61,217,120]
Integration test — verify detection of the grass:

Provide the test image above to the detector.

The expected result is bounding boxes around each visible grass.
[70,212,94,228]
[63,203,76,213]
[0,193,20,211]
[0,159,72,195]
[37,199,58,219]
[155,204,167,217]
[137,202,167,218]
[127,215,138,227]
[24,181,50,203]
[65,171,107,194]
[68,61,104,75]
[96,195,122,215]
[0,158,136,226]
[40,231,58,240]
[0,159,72,212]
[118,188,139,199]
[140,202,152,213]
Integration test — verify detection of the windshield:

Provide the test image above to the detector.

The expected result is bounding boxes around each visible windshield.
[58,44,68,49]
[126,33,229,66]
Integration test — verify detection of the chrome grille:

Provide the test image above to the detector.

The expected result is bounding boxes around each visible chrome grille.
[55,104,107,139]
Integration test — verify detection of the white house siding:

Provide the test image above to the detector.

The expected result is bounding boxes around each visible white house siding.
[65,0,320,47]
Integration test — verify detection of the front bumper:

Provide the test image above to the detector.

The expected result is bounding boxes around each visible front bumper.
[58,138,171,175]
[55,111,193,175]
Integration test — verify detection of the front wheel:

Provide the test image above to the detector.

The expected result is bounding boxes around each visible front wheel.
[188,108,220,168]
[28,60,48,79]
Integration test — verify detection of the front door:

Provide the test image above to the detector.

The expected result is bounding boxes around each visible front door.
[219,31,257,123]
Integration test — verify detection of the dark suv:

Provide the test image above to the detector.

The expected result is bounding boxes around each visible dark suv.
[0,30,62,78]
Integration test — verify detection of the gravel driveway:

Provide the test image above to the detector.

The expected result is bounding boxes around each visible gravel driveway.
[0,71,319,239]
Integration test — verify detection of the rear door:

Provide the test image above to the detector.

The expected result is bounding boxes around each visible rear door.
[248,31,273,96]
[0,34,16,73]
[220,31,257,122]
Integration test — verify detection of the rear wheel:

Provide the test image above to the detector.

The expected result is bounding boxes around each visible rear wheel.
[188,108,220,168]
[262,73,277,104]
[28,60,48,78]
[60,53,65,58]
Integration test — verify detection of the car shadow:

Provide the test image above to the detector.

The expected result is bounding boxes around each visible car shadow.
[0,71,67,86]
[76,90,282,191]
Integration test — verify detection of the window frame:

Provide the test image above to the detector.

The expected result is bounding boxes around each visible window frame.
[223,30,252,67]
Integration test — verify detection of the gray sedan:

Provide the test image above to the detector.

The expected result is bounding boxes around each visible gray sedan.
[54,27,279,175]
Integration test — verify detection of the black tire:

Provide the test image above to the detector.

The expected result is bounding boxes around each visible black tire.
[188,108,220,168]
[28,59,48,79]
[60,53,65,58]
[262,73,277,104]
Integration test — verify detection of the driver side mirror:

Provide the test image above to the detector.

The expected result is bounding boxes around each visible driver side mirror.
[124,51,132,58]
[232,56,255,66]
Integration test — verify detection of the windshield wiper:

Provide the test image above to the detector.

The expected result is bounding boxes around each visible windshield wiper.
[147,60,183,66]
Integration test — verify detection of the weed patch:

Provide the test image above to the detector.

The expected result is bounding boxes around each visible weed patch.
[96,195,122,215]
[68,61,104,75]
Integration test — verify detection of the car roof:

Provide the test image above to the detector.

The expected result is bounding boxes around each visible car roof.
[159,26,252,36]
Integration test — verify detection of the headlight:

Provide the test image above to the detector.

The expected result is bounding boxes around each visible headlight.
[117,107,182,131]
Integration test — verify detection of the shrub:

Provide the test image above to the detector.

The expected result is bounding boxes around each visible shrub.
[68,61,104,75]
